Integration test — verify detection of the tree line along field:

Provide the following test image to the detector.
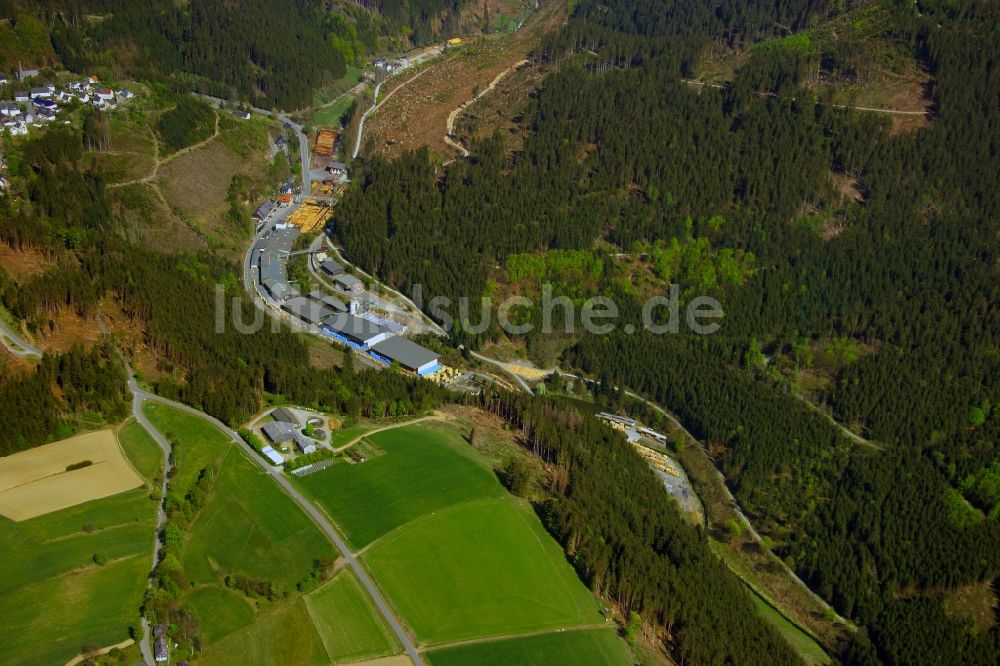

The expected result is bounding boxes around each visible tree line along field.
[141,404,403,665]
[295,422,633,662]
[0,420,163,666]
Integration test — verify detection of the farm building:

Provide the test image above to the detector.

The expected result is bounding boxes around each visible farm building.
[332,273,364,294]
[370,336,441,376]
[261,421,316,454]
[321,313,392,350]
[314,128,337,156]
[325,161,347,176]
[319,258,345,277]
[281,296,336,326]
[261,445,284,465]
[308,290,348,312]
[271,407,299,425]
[253,199,274,221]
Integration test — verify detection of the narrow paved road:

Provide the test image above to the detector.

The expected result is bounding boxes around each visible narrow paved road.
[126,372,173,666]
[129,388,425,666]
[0,316,41,358]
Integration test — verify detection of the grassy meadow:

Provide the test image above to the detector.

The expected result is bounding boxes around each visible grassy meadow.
[426,627,631,666]
[0,422,160,665]
[364,497,601,644]
[296,421,617,655]
[304,569,401,663]
[296,423,503,548]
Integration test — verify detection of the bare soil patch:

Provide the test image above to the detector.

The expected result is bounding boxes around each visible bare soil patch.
[0,243,53,282]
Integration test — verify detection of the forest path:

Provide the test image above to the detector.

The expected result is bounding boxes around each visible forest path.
[681,78,930,115]
[444,59,529,158]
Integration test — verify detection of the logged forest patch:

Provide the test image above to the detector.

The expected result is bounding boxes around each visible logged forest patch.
[363,1,566,160]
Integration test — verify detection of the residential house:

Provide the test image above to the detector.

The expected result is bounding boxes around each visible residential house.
[14,91,29,103]
[0,102,21,117]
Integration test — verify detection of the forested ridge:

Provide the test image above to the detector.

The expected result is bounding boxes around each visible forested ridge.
[330,0,1000,662]
[1,0,470,108]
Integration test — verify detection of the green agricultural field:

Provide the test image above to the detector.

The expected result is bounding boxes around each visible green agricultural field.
[0,428,160,666]
[296,423,503,548]
[183,446,337,589]
[118,419,164,480]
[427,627,631,666]
[0,554,150,666]
[304,569,401,663]
[363,497,601,645]
[186,587,256,644]
[198,598,331,666]
[142,403,231,494]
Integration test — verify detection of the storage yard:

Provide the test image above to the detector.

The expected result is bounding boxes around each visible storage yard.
[287,199,332,232]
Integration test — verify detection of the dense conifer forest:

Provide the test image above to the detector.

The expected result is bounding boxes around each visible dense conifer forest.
[2,0,999,663]
[329,0,1000,662]
[2,0,468,108]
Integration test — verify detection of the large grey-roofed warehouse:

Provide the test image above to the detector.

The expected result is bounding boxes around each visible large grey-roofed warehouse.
[281,296,335,326]
[371,336,440,375]
[258,250,284,283]
[321,313,392,348]
[319,258,344,277]
[262,278,296,301]
[308,290,347,312]
[332,273,363,293]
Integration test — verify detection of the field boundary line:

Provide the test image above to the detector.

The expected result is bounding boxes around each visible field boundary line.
[302,589,338,664]
[423,621,614,652]
[354,496,507,557]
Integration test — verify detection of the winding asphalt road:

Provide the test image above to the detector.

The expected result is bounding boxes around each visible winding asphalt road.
[127,385,424,666]
[129,373,173,666]
[0,316,41,358]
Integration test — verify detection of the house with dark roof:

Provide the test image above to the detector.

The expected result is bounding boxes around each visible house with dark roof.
[153,624,168,663]
[253,199,274,221]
